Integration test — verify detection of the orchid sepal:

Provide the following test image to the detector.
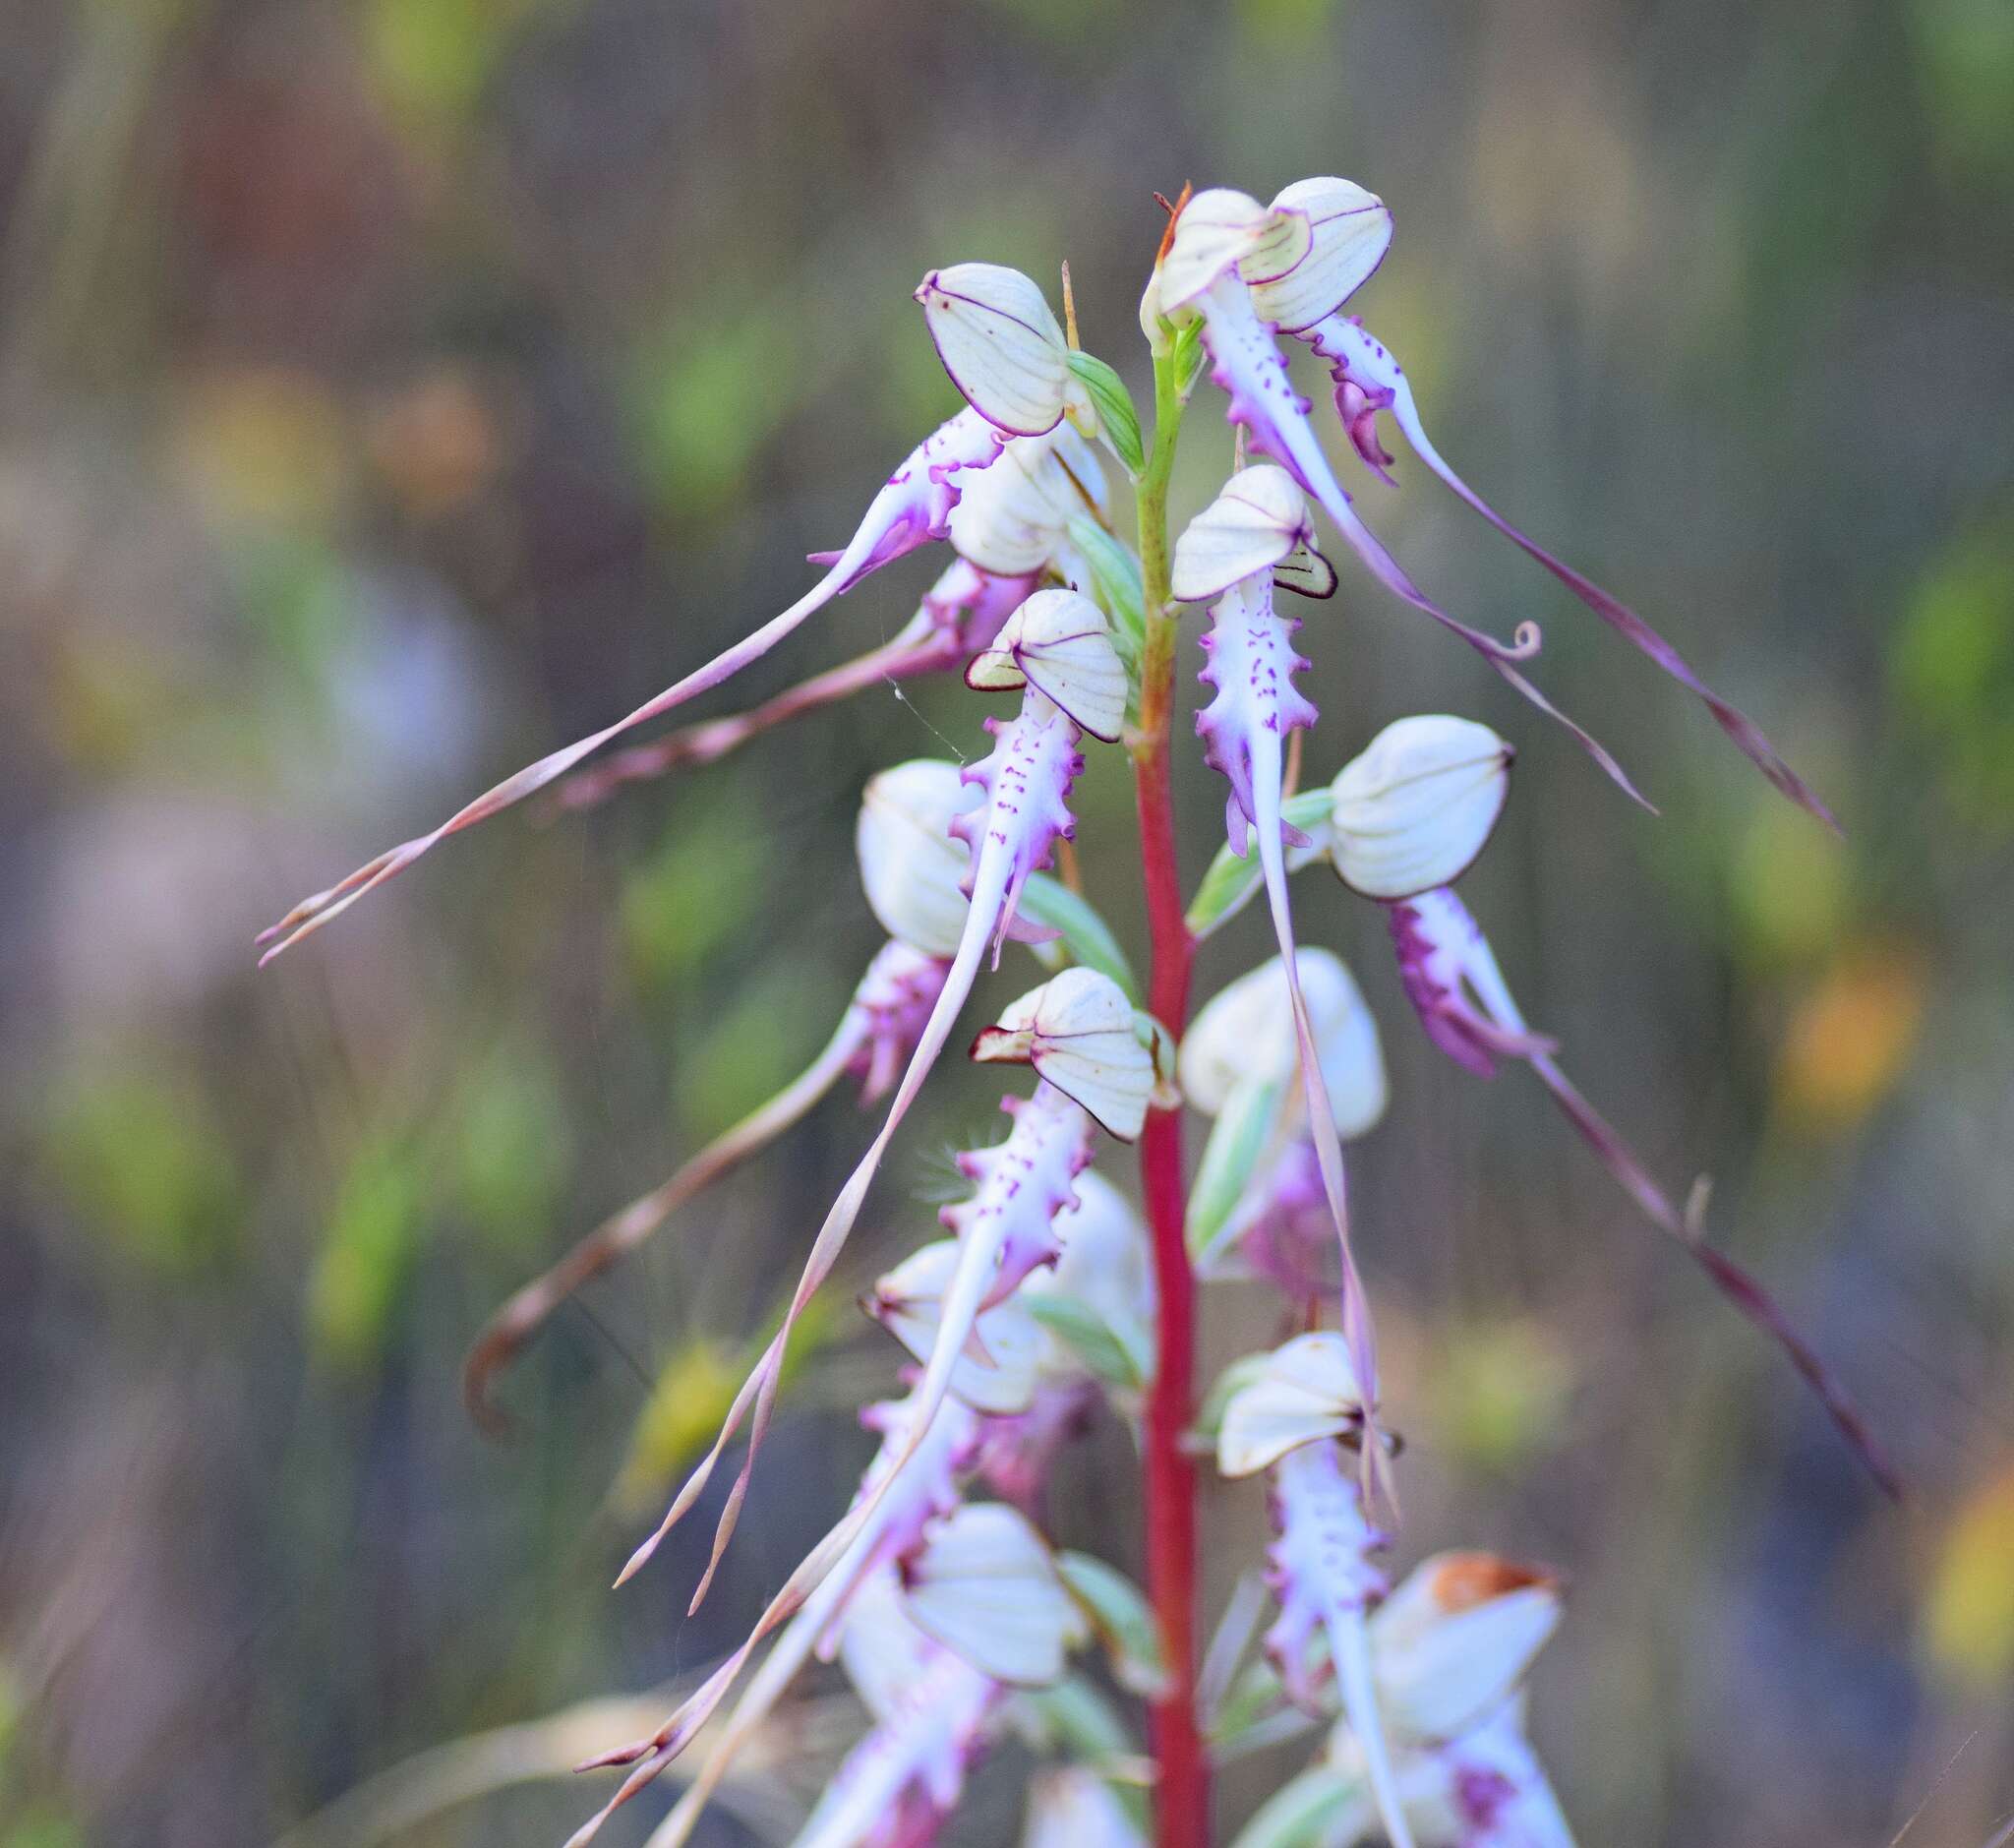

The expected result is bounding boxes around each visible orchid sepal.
[1171,464,1315,605]
[1217,1332,1369,1479]
[966,588,1128,744]
[900,1502,1089,1686]
[969,967,1156,1141]
[918,263,1076,438]
[1246,178,1393,334]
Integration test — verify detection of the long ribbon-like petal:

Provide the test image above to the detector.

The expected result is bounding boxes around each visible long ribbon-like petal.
[1197,574,1384,1439]
[257,411,1006,962]
[462,943,949,1426]
[615,690,1089,1597]
[548,565,1037,814]
[1190,277,1653,811]
[1389,887,1898,1497]
[617,1400,978,1848]
[1267,1441,1415,1848]
[1305,315,1838,832]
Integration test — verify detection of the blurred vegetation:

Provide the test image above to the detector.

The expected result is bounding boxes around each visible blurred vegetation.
[1,0,2009,1844]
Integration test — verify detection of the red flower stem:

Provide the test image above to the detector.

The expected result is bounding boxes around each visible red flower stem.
[1131,343,1207,1848]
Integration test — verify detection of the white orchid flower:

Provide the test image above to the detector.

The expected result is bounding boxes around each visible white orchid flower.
[1146,184,1650,810]
[1170,462,1326,605]
[966,588,1130,743]
[1180,951,1387,1140]
[1369,1553,1564,1748]
[1216,1332,1369,1479]
[856,757,992,959]
[867,1240,1049,1415]
[1288,1555,1575,1848]
[899,1501,1088,1685]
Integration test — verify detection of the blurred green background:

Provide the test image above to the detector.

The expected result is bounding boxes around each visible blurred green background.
[2,0,2011,1842]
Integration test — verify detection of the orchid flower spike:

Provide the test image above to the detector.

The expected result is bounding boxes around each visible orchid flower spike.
[1176,467,1384,1432]
[618,600,1123,1599]
[918,264,1093,440]
[547,560,1039,813]
[1148,184,1647,808]
[1388,884,1897,1497]
[255,407,1010,962]
[1216,1334,1416,1848]
[1298,314,1837,831]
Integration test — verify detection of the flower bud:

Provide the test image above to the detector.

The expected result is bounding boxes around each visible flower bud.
[1216,1331,1366,1477]
[1170,463,1311,602]
[917,263,1072,438]
[901,1502,1087,1686]
[856,758,976,957]
[1369,1552,1563,1744]
[966,588,1127,744]
[866,1241,1045,1414]
[1178,949,1387,1139]
[1247,177,1392,333]
[1329,715,1512,899]
[972,966,1155,1141]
